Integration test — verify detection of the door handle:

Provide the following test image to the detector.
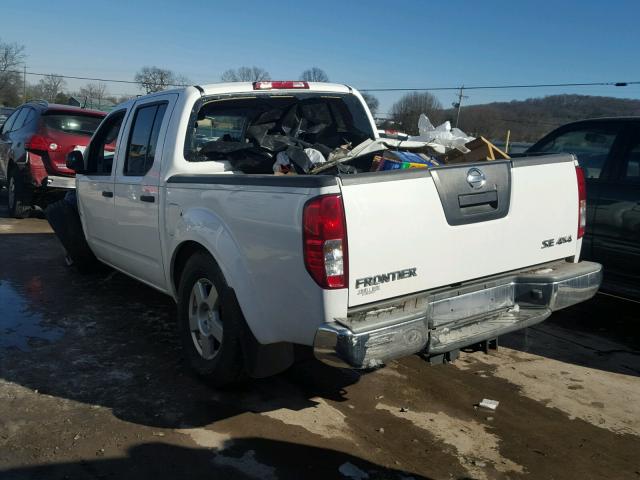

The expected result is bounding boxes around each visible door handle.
[140,195,155,203]
[458,190,498,208]
[101,191,113,198]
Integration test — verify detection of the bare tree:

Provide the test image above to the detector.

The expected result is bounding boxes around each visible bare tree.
[0,38,25,106]
[174,74,191,87]
[390,91,442,134]
[38,74,66,102]
[134,66,179,93]
[300,67,329,82]
[220,66,270,82]
[361,92,380,116]
[79,82,108,108]
[24,83,44,102]
[116,94,137,104]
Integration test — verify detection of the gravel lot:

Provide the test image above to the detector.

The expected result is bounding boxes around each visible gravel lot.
[1,200,639,480]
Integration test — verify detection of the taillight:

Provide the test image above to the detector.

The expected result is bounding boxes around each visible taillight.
[576,166,586,239]
[253,81,309,90]
[25,134,56,152]
[303,194,348,289]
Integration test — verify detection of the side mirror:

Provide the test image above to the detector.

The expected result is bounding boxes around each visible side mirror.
[66,150,85,173]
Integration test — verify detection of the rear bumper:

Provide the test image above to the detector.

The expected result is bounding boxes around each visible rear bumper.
[313,260,602,368]
[44,175,76,190]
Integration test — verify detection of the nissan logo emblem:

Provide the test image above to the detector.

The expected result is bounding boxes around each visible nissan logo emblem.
[467,168,486,189]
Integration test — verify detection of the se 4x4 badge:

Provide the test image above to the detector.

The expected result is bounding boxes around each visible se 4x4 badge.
[541,235,572,249]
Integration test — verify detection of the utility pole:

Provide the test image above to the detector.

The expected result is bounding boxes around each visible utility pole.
[23,65,27,102]
[453,85,468,128]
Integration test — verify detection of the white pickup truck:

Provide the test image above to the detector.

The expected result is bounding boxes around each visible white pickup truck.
[61,81,602,385]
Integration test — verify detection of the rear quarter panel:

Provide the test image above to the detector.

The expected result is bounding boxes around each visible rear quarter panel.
[165,181,347,345]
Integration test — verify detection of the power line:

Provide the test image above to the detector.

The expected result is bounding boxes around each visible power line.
[359,81,640,92]
[6,69,187,88]
[7,69,640,93]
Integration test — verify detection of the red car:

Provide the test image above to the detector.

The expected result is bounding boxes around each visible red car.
[0,101,106,218]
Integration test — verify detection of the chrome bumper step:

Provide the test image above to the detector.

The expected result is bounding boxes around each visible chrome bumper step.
[314,260,602,369]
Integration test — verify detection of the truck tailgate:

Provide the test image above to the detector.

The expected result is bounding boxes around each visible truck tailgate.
[340,156,580,307]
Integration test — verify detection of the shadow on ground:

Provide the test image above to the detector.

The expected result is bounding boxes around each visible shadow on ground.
[0,231,362,429]
[499,295,640,377]
[0,439,432,480]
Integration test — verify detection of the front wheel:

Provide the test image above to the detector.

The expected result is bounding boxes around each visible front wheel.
[7,170,31,218]
[177,252,245,386]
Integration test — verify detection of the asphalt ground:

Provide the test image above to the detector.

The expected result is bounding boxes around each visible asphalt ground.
[1,198,639,480]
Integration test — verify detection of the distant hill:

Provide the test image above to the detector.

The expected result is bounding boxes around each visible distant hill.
[445,94,640,142]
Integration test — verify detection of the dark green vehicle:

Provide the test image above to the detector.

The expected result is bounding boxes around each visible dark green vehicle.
[527,118,640,300]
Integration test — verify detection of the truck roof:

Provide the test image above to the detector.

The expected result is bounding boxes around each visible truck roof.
[198,81,353,96]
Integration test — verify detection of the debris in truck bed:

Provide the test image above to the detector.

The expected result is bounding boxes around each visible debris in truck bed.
[440,136,510,164]
[372,150,439,171]
[272,147,326,174]
[194,102,509,176]
[409,114,475,154]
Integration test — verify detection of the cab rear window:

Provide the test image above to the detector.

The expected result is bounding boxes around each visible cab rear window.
[186,93,374,163]
[43,112,104,136]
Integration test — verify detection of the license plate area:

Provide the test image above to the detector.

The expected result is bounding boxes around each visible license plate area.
[429,283,514,327]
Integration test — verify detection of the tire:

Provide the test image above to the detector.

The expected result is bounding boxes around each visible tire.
[7,169,32,219]
[177,252,246,386]
[44,199,100,274]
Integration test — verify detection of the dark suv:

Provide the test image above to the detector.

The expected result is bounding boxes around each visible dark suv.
[527,117,640,300]
[0,101,105,217]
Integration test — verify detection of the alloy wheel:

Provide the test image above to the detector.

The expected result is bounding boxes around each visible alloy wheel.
[188,278,223,360]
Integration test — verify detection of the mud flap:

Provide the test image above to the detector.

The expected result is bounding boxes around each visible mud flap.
[44,192,99,273]
[223,286,295,378]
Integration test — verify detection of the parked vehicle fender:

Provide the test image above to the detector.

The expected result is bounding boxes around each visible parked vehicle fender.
[168,206,266,342]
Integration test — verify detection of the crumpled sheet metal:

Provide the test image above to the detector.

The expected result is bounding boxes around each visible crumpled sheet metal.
[408,114,475,154]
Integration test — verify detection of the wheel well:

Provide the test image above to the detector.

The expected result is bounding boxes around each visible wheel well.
[172,241,211,294]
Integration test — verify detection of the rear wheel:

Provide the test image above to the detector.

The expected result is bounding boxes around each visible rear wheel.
[177,252,245,386]
[7,170,31,218]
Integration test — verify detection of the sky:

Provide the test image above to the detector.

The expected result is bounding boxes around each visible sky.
[2,0,640,115]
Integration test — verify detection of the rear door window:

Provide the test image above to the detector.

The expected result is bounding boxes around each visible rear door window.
[621,136,640,183]
[124,103,168,176]
[43,112,104,136]
[530,124,620,179]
